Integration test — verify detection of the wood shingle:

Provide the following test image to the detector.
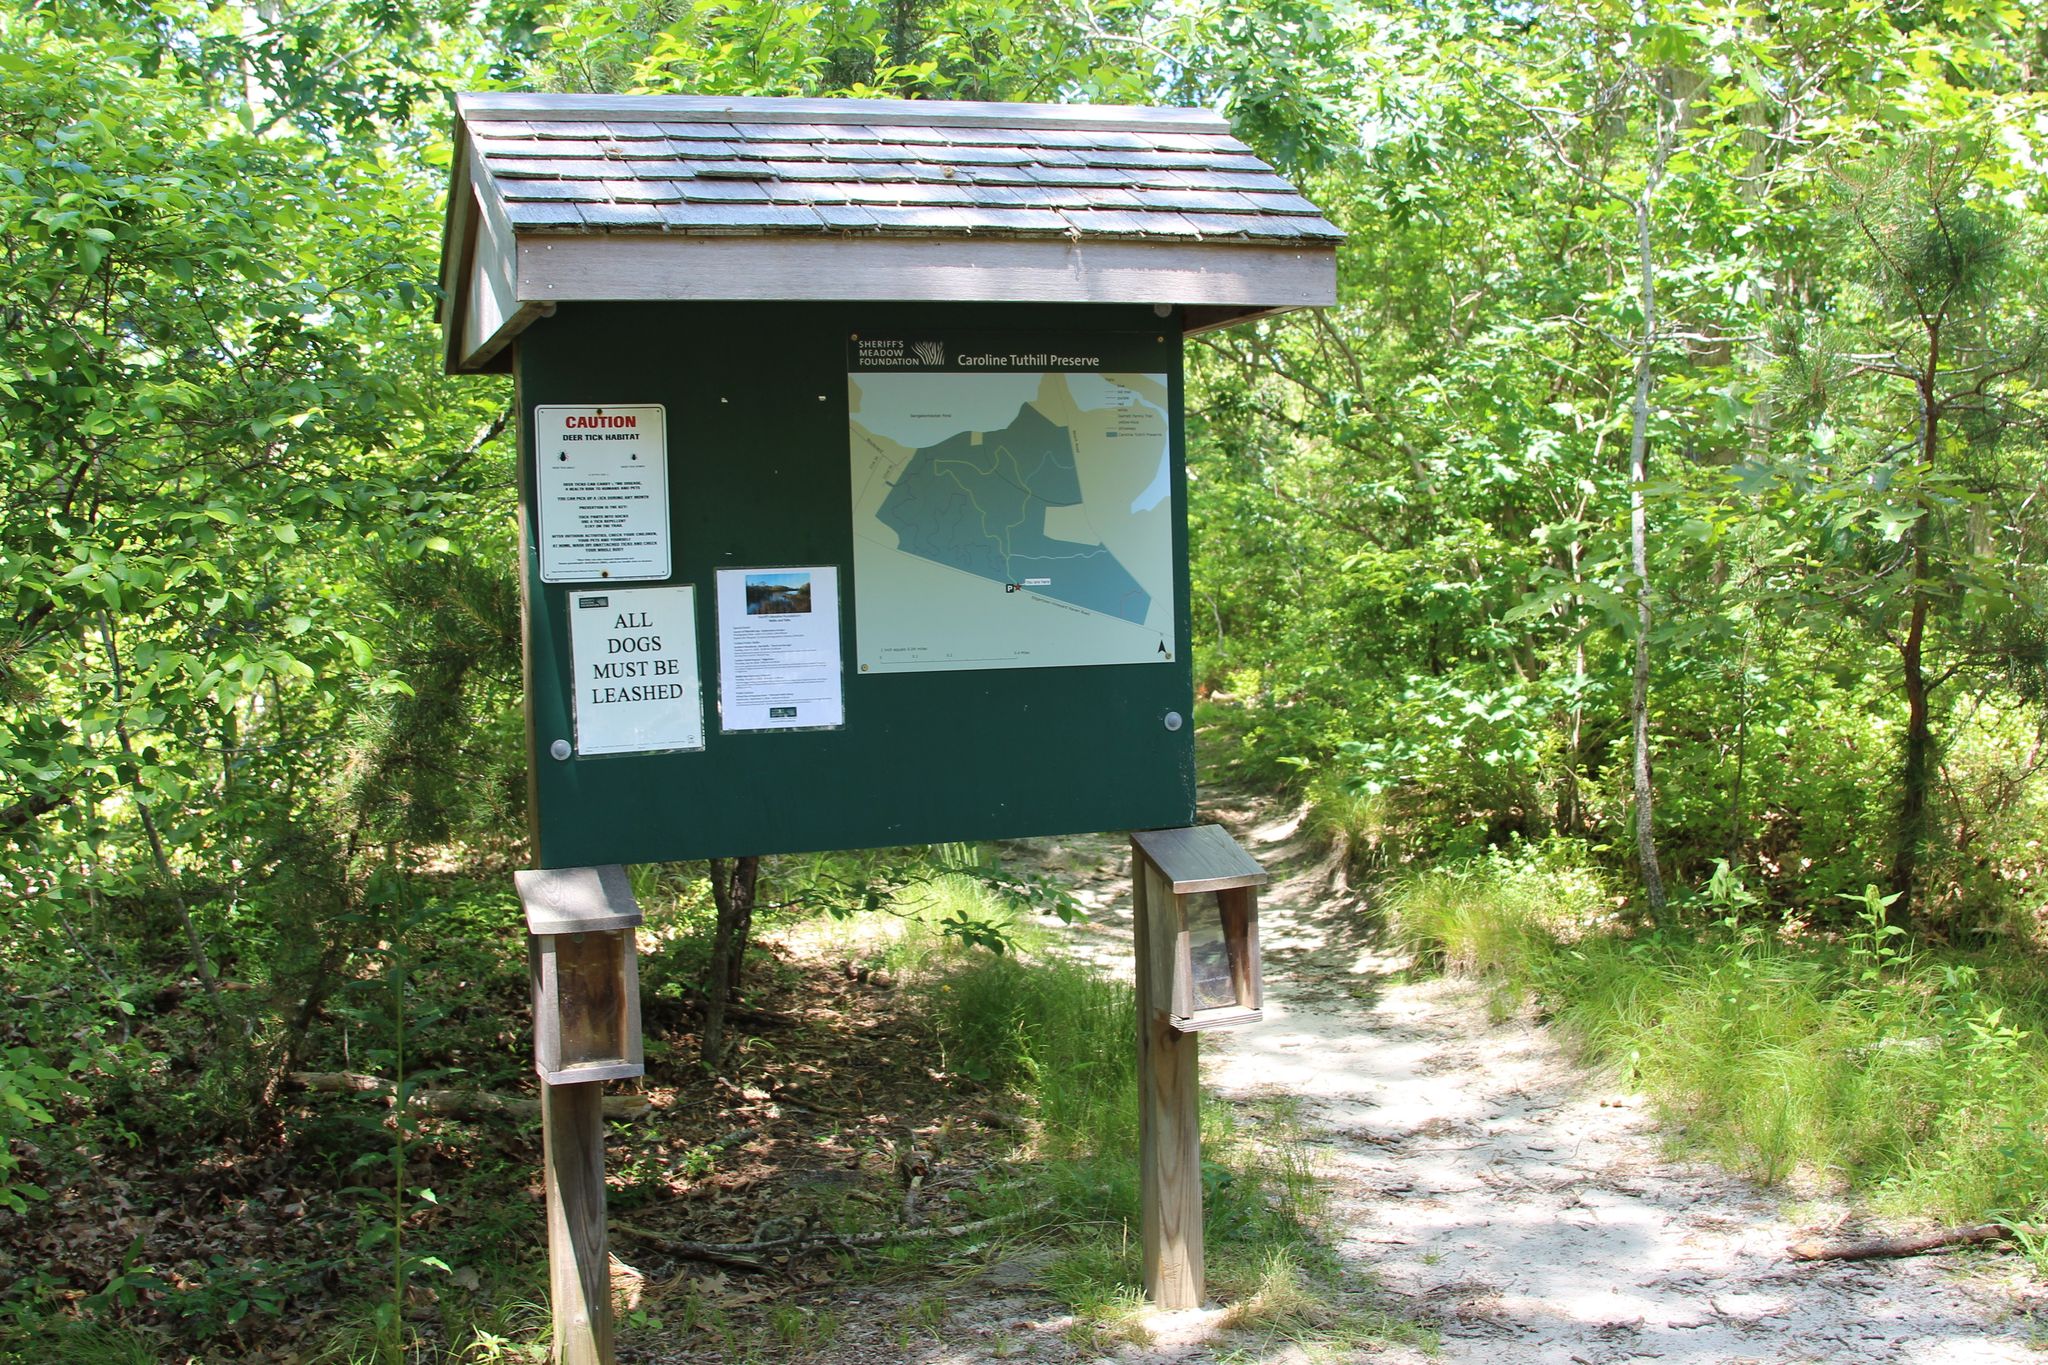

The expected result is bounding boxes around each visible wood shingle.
[440,93,1341,373]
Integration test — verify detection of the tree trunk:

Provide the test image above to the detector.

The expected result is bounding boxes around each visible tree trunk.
[1892,613,1932,916]
[1556,662,1585,835]
[1555,555,1587,837]
[98,614,222,1002]
[701,855,760,1067]
[1628,111,1672,921]
[725,878,754,998]
[1888,365,1941,921]
[1729,652,1749,865]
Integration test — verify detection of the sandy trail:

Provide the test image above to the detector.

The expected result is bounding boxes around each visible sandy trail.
[1040,795,2045,1364]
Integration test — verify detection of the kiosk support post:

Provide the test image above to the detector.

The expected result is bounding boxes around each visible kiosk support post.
[516,865,645,1365]
[1131,825,1268,1310]
[542,1082,612,1365]
[1134,846,1204,1309]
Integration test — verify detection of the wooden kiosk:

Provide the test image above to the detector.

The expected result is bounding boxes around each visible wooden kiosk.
[440,92,1338,1353]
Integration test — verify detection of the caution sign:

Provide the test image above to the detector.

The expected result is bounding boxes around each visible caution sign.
[536,404,670,583]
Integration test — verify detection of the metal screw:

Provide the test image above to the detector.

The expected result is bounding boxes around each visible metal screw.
[1163,711,1184,732]
[549,739,572,761]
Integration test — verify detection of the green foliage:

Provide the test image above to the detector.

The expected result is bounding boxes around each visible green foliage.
[1303,774,1401,876]
[536,0,1168,102]
[346,560,525,847]
[0,0,522,1198]
[764,844,1085,958]
[1191,0,2048,927]
[5,1320,161,1365]
[1550,929,2048,1220]
[0,1047,74,1214]
[927,952,1136,1153]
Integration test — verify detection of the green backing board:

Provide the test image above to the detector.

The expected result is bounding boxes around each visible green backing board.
[517,302,1195,868]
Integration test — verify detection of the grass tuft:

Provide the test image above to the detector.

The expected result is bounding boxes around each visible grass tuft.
[1304,776,1402,877]
[925,951,1136,1160]
[1384,844,1607,1014]
[1544,930,2048,1225]
[11,1323,163,1365]
[1214,1245,1338,1335]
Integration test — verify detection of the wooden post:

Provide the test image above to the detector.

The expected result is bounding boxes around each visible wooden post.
[542,1081,613,1365]
[518,866,642,1365]
[1133,841,1204,1308]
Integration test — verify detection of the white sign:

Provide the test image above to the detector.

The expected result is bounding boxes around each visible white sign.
[568,585,703,756]
[536,404,670,583]
[715,567,845,732]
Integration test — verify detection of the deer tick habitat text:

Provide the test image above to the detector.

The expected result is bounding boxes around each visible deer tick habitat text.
[535,404,670,584]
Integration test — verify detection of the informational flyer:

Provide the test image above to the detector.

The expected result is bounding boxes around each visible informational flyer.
[536,404,670,583]
[714,566,845,732]
[568,585,704,755]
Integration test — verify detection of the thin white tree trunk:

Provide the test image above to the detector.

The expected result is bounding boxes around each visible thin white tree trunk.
[1629,101,1673,919]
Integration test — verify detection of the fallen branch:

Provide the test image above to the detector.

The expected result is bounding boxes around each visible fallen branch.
[647,990,796,1033]
[684,988,795,1029]
[288,1072,653,1122]
[1787,1222,2032,1262]
[614,1198,1055,1268]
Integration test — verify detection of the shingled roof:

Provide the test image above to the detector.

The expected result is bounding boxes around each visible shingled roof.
[440,94,1341,373]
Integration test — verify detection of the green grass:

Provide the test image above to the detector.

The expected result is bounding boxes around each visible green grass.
[907,877,1426,1351]
[4,1322,162,1365]
[1389,851,2048,1236]
[1385,842,1609,1016]
[1547,932,2048,1222]
[1302,774,1401,878]
[925,950,1134,1156]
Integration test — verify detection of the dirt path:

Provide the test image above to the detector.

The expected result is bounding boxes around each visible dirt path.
[1040,795,2046,1364]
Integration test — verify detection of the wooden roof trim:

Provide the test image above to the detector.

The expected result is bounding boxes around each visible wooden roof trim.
[447,153,549,372]
[1182,302,1300,335]
[515,234,1334,307]
[438,96,1342,372]
[442,212,1338,372]
[436,127,478,375]
[448,233,1334,372]
[454,92,1229,135]
[1131,824,1269,893]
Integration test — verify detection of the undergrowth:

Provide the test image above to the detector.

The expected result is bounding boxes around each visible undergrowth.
[1388,848,2048,1246]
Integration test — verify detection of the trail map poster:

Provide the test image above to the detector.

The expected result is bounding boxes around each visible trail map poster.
[849,338,1175,674]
